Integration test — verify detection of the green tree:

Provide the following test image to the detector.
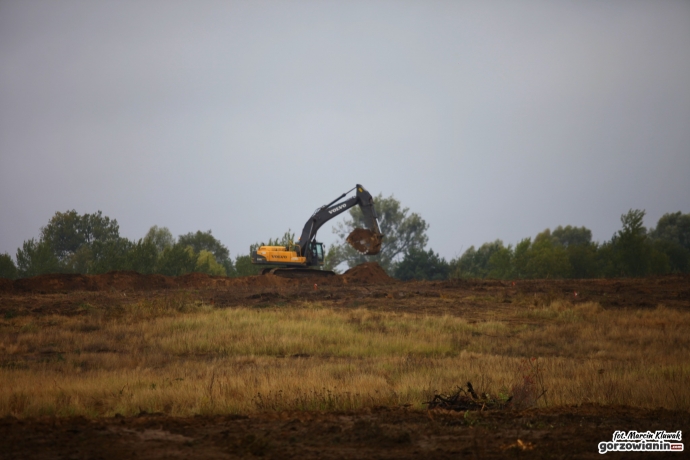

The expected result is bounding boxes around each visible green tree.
[564,242,600,278]
[487,245,514,279]
[196,250,227,276]
[649,211,690,273]
[125,238,159,274]
[549,225,599,278]
[523,230,571,278]
[15,238,61,278]
[39,210,84,262]
[395,248,449,281]
[35,209,120,273]
[596,240,616,278]
[513,238,533,279]
[179,230,228,261]
[551,225,592,247]
[323,244,342,273]
[179,230,233,276]
[331,194,428,274]
[649,211,690,249]
[0,253,18,279]
[89,238,133,273]
[651,239,688,274]
[41,210,120,270]
[610,209,663,277]
[156,243,197,276]
[500,231,572,279]
[233,254,262,277]
[144,226,174,254]
[450,240,505,279]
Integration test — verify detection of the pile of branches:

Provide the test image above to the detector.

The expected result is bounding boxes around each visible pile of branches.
[424,382,512,411]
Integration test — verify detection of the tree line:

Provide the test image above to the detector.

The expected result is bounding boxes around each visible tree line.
[1,204,688,280]
[394,209,690,280]
[326,196,690,280]
[0,210,269,279]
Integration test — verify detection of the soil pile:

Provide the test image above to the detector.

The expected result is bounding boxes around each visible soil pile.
[0,278,13,292]
[97,271,176,290]
[13,273,101,292]
[342,262,396,284]
[5,271,196,293]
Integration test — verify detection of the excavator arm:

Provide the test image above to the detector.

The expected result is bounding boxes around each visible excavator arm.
[295,184,383,264]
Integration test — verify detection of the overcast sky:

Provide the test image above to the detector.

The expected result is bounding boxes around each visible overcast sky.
[1,0,689,262]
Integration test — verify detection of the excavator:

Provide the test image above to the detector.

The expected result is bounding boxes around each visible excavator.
[250,184,384,277]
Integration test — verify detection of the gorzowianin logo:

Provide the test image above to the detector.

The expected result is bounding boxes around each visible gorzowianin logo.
[599,430,683,454]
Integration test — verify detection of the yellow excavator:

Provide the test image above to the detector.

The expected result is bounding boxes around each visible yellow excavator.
[251,184,384,277]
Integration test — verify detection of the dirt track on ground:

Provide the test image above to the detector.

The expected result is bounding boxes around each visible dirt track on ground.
[1,264,689,458]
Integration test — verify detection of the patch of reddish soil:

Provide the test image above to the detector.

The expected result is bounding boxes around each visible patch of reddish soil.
[1,268,688,318]
[0,262,397,294]
[0,405,687,459]
[8,271,177,293]
[342,262,396,284]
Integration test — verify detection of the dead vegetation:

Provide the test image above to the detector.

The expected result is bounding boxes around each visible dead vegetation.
[1,303,689,417]
[425,381,514,411]
[0,268,689,419]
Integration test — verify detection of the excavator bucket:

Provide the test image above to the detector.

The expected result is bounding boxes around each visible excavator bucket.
[346,228,383,255]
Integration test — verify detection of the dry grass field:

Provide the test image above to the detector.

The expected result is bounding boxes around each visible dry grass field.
[1,266,689,458]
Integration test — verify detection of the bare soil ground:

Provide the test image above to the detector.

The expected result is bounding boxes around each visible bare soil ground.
[1,265,689,459]
[2,405,688,459]
[2,263,688,319]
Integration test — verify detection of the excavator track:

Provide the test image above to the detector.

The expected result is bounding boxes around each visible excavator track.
[261,267,336,279]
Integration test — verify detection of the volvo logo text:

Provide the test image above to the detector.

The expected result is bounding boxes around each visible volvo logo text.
[328,204,347,214]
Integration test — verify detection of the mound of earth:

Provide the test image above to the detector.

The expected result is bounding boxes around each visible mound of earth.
[0,278,13,292]
[7,271,178,293]
[342,262,396,284]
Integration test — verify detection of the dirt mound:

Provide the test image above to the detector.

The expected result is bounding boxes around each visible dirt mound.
[96,271,176,290]
[176,272,218,288]
[342,262,396,284]
[0,278,13,292]
[5,271,179,293]
[347,228,383,255]
[13,273,95,292]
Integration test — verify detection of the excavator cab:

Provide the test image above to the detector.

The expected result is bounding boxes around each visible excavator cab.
[310,242,325,266]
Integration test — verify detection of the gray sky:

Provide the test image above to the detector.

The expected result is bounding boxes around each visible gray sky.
[1,0,689,262]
